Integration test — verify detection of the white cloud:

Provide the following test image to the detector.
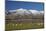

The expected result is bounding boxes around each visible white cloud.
[29,10,39,14]
[40,11,44,14]
[29,10,44,15]
[9,10,16,12]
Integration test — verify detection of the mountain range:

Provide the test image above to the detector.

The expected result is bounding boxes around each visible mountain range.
[5,8,44,16]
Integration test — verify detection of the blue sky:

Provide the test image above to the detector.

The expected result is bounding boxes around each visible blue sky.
[5,1,44,11]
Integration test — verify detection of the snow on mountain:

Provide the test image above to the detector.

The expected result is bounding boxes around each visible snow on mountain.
[15,8,32,15]
[6,8,44,15]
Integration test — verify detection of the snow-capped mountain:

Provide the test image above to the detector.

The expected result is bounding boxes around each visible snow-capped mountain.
[15,8,32,15]
[6,8,44,16]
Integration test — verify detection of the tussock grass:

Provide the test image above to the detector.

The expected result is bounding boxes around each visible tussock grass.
[5,22,44,31]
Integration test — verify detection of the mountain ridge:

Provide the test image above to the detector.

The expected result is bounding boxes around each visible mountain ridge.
[5,8,44,16]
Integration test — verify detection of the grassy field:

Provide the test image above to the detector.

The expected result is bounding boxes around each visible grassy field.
[5,22,44,31]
